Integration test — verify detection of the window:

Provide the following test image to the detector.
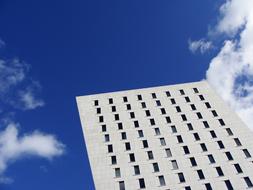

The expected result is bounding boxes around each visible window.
[211,110,218,117]
[181,114,187,121]
[158,175,166,186]
[153,162,160,172]
[179,89,185,95]
[225,152,233,161]
[187,123,193,131]
[119,181,125,190]
[183,146,190,154]
[210,130,217,138]
[151,93,157,99]
[139,178,146,189]
[160,138,166,146]
[226,128,233,136]
[114,114,119,121]
[142,140,149,148]
[205,183,212,190]
[171,125,177,133]
[150,118,155,125]
[99,116,104,123]
[145,110,151,116]
[217,140,225,149]
[129,153,135,162]
[112,106,116,112]
[147,151,154,160]
[208,154,215,164]
[102,125,106,132]
[189,157,197,167]
[197,169,205,180]
[234,138,242,146]
[205,102,211,108]
[171,160,179,170]
[224,180,234,190]
[244,177,253,188]
[154,128,161,135]
[216,167,224,176]
[178,172,185,183]
[193,133,200,141]
[118,123,123,130]
[96,107,101,114]
[177,135,183,143]
[141,102,146,108]
[170,98,176,104]
[125,142,131,151]
[94,100,99,106]
[234,163,243,173]
[199,95,205,100]
[123,96,128,102]
[105,134,110,142]
[196,112,203,119]
[121,132,127,140]
[243,149,251,158]
[134,165,140,175]
[138,130,144,137]
[166,91,171,97]
[156,100,161,106]
[126,104,131,110]
[218,119,225,126]
[111,156,117,165]
[134,121,139,128]
[176,106,181,112]
[130,112,135,119]
[165,148,172,157]
[185,186,191,190]
[203,121,210,128]
[185,96,191,102]
[165,116,171,123]
[200,143,208,152]
[115,168,121,178]
[109,98,113,104]
[137,95,142,101]
[160,108,166,115]
[190,104,196,110]
[193,88,199,93]
[108,144,113,153]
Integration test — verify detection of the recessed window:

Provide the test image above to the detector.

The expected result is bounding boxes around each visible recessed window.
[207,154,215,164]
[165,116,171,123]
[200,143,208,152]
[205,183,212,190]
[199,95,205,101]
[210,130,217,138]
[234,138,242,146]
[225,152,233,161]
[118,122,123,130]
[205,102,211,108]
[234,163,243,173]
[179,89,185,95]
[158,175,166,186]
[134,120,139,128]
[130,112,135,119]
[243,149,251,158]
[183,146,190,154]
[119,181,125,190]
[126,104,131,110]
[150,118,155,126]
[224,180,233,190]
[137,95,142,101]
[108,144,113,153]
[216,167,224,176]
[160,138,166,146]
[109,98,113,104]
[154,128,161,135]
[176,106,181,112]
[160,108,166,115]
[123,96,128,102]
[125,142,131,151]
[171,125,177,133]
[156,100,161,106]
[189,157,197,167]
[145,110,151,116]
[193,88,199,93]
[139,178,146,189]
[185,186,191,190]
[141,102,146,108]
[147,151,154,160]
[102,125,106,132]
[115,168,121,178]
[138,130,144,138]
[111,156,117,165]
[187,123,193,131]
[151,93,157,99]
[129,153,135,162]
[121,132,127,140]
[94,100,99,106]
[170,98,176,104]
[196,112,203,119]
[197,169,205,180]
[142,140,149,148]
[96,107,101,114]
[217,140,225,149]
[99,116,104,123]
[193,133,200,141]
[190,104,196,110]
[171,160,179,170]
[211,110,218,117]
[177,135,183,143]
[153,162,160,172]
[203,121,210,128]
[112,106,116,112]
[181,114,187,121]
[114,114,119,121]
[226,128,233,136]
[104,134,110,142]
[134,165,140,175]
[166,91,171,97]
[185,96,191,102]
[218,119,225,126]
[165,148,172,157]
[178,172,185,183]
[244,177,253,188]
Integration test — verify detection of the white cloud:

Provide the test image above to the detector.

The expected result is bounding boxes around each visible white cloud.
[0,123,65,180]
[191,0,253,130]
[188,39,213,54]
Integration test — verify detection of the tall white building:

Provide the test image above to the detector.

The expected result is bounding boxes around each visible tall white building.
[76,81,253,190]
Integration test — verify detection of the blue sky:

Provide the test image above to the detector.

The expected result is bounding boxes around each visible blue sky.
[0,0,253,189]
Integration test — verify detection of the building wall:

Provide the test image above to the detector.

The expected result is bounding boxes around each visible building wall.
[76,81,253,190]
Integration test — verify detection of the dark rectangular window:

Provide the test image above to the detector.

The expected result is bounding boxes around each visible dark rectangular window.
[111,156,117,165]
[158,175,166,186]
[210,130,217,138]
[181,114,187,121]
[190,104,196,110]
[102,125,106,132]
[203,121,210,128]
[218,119,225,126]
[114,114,119,121]
[170,98,176,104]
[99,116,104,123]
[244,177,253,188]
[234,163,243,173]
[108,144,113,153]
[145,110,151,116]
[123,96,128,102]
[160,138,166,146]
[171,125,177,133]
[243,149,251,158]
[129,153,135,162]
[130,112,135,119]
[156,100,161,106]
[226,128,233,136]
[187,123,193,131]
[115,168,121,178]
[94,100,99,106]
[151,93,157,99]
[208,154,215,164]
[193,133,200,141]
[176,106,181,112]
[217,140,225,149]
[193,88,199,93]
[179,89,185,95]
[160,108,166,115]
[111,106,116,112]
[185,186,191,190]
[97,107,101,114]
[205,183,212,190]
[216,167,224,176]
[185,96,191,102]
[154,128,161,135]
[178,172,185,183]
[142,140,149,148]
[121,132,127,140]
[211,110,218,117]
[224,180,234,190]
[118,122,123,130]
[119,181,125,190]
[134,120,139,128]
[183,146,190,154]
[199,95,205,100]
[138,130,144,137]
[147,151,154,160]
[139,178,146,189]
[205,102,211,108]
[137,95,142,100]
[189,157,197,167]
[196,112,203,119]
[166,116,171,123]
[234,138,242,146]
[165,148,172,157]
[166,91,171,97]
[134,165,140,175]
[177,135,183,143]
[104,134,110,142]
[126,104,131,110]
[153,162,160,172]
[109,98,113,104]
[171,160,179,170]
[225,152,233,161]
[141,102,146,108]
[125,142,131,151]
[200,143,208,152]
[197,169,205,179]
[150,118,155,125]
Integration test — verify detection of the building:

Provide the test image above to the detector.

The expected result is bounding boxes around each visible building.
[76,81,253,190]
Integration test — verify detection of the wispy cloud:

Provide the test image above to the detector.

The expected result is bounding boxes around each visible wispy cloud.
[188,39,213,54]
[190,0,253,130]
[0,39,65,182]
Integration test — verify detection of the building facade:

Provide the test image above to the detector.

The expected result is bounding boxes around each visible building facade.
[76,81,253,190]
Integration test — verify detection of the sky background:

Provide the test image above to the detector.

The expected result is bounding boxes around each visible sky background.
[1,0,252,190]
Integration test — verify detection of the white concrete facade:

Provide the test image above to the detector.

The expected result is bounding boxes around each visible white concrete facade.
[76,81,253,190]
